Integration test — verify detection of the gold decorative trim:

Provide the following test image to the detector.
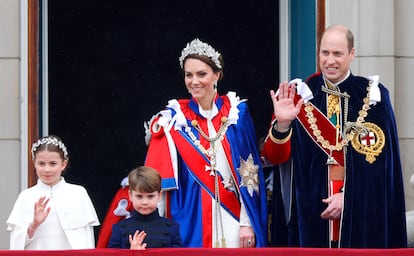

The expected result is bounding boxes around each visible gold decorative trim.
[269,128,292,144]
[351,122,385,164]
[304,83,372,152]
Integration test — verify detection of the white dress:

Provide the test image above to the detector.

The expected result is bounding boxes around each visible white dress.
[6,178,100,250]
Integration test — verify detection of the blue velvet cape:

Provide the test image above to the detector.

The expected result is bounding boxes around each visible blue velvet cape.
[273,73,407,248]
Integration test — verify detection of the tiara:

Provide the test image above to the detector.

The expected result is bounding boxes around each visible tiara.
[179,38,222,69]
[31,137,69,159]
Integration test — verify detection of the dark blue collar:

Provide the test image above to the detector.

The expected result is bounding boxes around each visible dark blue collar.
[131,208,160,221]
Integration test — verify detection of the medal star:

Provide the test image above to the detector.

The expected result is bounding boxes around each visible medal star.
[238,154,260,197]
[222,177,235,192]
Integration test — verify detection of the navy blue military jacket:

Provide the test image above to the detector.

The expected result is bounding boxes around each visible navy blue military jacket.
[108,209,182,248]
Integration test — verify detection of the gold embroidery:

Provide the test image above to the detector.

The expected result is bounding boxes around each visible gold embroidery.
[269,128,292,144]
[351,122,385,163]
[327,94,340,119]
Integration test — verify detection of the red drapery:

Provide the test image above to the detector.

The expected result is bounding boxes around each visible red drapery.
[1,248,413,256]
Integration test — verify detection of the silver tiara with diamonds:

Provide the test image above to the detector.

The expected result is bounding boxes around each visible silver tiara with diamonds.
[31,136,69,160]
[179,38,222,69]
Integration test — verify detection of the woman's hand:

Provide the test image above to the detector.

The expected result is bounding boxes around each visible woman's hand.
[239,226,255,248]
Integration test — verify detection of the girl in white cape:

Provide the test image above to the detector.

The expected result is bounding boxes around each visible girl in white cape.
[6,135,100,250]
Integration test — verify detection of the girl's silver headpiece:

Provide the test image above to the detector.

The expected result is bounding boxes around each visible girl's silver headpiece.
[31,136,69,159]
[179,38,222,69]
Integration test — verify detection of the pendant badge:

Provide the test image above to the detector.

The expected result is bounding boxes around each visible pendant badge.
[351,122,385,163]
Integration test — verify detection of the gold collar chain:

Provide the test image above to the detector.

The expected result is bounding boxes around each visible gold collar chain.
[184,117,229,175]
[305,83,372,152]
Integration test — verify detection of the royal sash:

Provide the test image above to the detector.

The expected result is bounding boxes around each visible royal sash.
[168,128,241,220]
[296,98,344,245]
[296,100,344,166]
